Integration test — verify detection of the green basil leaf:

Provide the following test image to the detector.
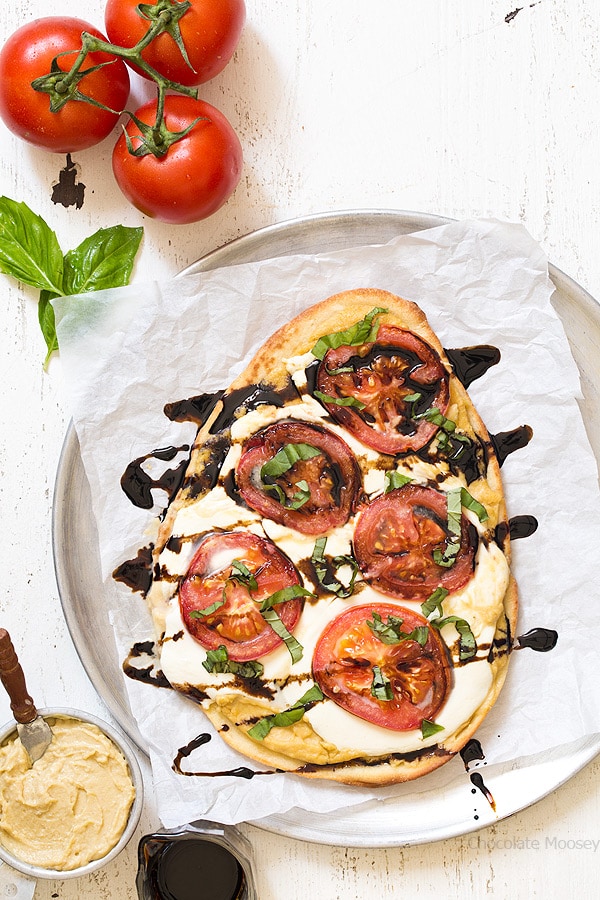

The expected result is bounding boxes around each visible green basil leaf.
[230,559,258,593]
[311,306,388,360]
[384,471,413,493]
[421,719,445,738]
[38,289,60,371]
[433,489,462,567]
[460,488,489,523]
[311,538,360,598]
[421,586,449,618]
[202,645,264,678]
[62,225,143,295]
[261,443,321,479]
[431,615,477,660]
[367,611,428,646]
[189,598,226,619]
[0,197,64,293]
[258,585,314,611]
[259,607,303,663]
[289,479,310,509]
[247,684,324,740]
[371,665,393,701]
[313,389,366,410]
[416,406,457,432]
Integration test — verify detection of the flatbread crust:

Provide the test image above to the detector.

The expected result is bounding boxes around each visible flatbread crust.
[146,289,517,786]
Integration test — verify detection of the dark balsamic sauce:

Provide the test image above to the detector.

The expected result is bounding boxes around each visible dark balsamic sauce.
[516,628,558,652]
[172,732,276,779]
[509,514,538,540]
[490,425,533,467]
[470,771,496,811]
[460,738,485,768]
[121,446,190,510]
[137,834,247,900]
[123,641,172,689]
[444,345,501,388]
[113,545,154,595]
[164,391,224,426]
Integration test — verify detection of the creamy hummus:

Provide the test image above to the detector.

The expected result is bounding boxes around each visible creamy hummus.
[0,716,135,871]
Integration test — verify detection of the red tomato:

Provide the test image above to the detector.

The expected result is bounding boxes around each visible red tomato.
[105,0,246,86]
[236,421,362,535]
[312,603,450,731]
[0,17,130,153]
[316,325,450,455]
[354,485,476,600]
[179,532,304,660]
[112,95,242,223]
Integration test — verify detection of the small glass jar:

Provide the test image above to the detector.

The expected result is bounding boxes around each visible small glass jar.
[135,820,257,900]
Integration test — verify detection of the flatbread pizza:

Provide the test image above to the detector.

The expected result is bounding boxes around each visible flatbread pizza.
[143,288,517,785]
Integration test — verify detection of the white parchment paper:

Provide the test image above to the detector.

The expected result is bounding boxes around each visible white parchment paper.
[53,218,600,827]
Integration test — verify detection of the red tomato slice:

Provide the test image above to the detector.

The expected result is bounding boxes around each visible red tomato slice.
[354,485,476,599]
[316,325,450,454]
[179,532,303,660]
[312,603,450,731]
[236,421,361,535]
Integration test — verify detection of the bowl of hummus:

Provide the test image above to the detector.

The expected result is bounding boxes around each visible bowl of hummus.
[0,708,143,879]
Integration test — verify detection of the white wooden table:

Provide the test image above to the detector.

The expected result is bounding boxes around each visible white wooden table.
[1,1,600,897]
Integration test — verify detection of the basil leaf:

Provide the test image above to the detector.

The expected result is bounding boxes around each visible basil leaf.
[261,443,321,479]
[431,615,477,660]
[189,598,226,618]
[421,719,445,738]
[433,488,462,567]
[202,645,264,678]
[371,665,393,701]
[384,471,413,493]
[38,289,60,371]
[258,585,314,610]
[311,306,388,360]
[311,537,360,598]
[0,196,63,293]
[229,559,258,593]
[367,611,428,646]
[259,607,303,663]
[421,586,449,618]
[289,479,310,509]
[460,487,489,523]
[313,389,366,410]
[247,684,324,740]
[62,225,143,294]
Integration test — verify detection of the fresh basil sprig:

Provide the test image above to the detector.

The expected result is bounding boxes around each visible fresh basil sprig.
[202,645,264,678]
[0,196,143,368]
[247,684,324,740]
[311,306,388,360]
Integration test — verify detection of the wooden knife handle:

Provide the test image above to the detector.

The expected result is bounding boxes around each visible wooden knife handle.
[0,629,37,725]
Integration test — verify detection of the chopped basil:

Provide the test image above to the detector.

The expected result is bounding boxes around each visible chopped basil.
[229,559,258,593]
[189,598,226,619]
[289,479,310,509]
[247,684,324,740]
[433,488,462,568]
[258,585,314,611]
[326,364,354,375]
[421,586,449,619]
[431,615,477,661]
[311,537,360,598]
[371,665,393,701]
[311,306,388,360]
[403,392,422,404]
[416,406,472,456]
[313,389,366,410]
[259,607,304,663]
[384,471,413,493]
[421,719,445,739]
[367,611,428,646]
[460,487,489,523]
[202,645,264,678]
[261,443,321,479]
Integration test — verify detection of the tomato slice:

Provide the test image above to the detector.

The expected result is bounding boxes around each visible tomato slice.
[179,532,303,660]
[236,421,361,535]
[354,485,476,599]
[312,603,450,731]
[315,325,450,454]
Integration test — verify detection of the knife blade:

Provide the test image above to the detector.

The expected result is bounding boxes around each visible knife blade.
[0,628,53,763]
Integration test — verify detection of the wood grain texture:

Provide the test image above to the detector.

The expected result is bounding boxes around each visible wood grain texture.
[1,1,600,897]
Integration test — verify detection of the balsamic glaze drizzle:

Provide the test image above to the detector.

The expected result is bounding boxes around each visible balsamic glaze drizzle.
[445,345,501,388]
[515,628,559,652]
[120,445,189,510]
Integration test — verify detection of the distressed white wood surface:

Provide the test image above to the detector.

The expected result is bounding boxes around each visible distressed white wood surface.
[1,1,600,897]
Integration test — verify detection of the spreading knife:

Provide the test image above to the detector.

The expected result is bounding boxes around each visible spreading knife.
[0,628,53,763]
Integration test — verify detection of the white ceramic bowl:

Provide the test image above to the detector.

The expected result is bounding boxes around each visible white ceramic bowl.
[0,707,144,880]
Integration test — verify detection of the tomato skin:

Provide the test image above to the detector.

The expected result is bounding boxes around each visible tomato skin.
[0,17,130,153]
[312,603,450,731]
[354,485,476,600]
[112,95,242,224]
[316,325,450,455]
[236,421,362,535]
[179,532,303,661]
[105,0,246,86]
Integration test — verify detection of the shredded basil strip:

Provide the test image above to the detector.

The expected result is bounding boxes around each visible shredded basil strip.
[313,389,366,410]
[367,611,428,646]
[259,607,304,663]
[247,684,324,740]
[259,585,314,610]
[311,537,360,598]
[384,471,413,493]
[261,443,321,479]
[421,586,449,619]
[431,615,477,660]
[311,306,388,360]
[460,487,489,523]
[189,598,226,619]
[421,719,445,739]
[202,645,264,678]
[433,488,462,568]
[371,665,393,701]
[230,559,258,592]
[289,479,310,509]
